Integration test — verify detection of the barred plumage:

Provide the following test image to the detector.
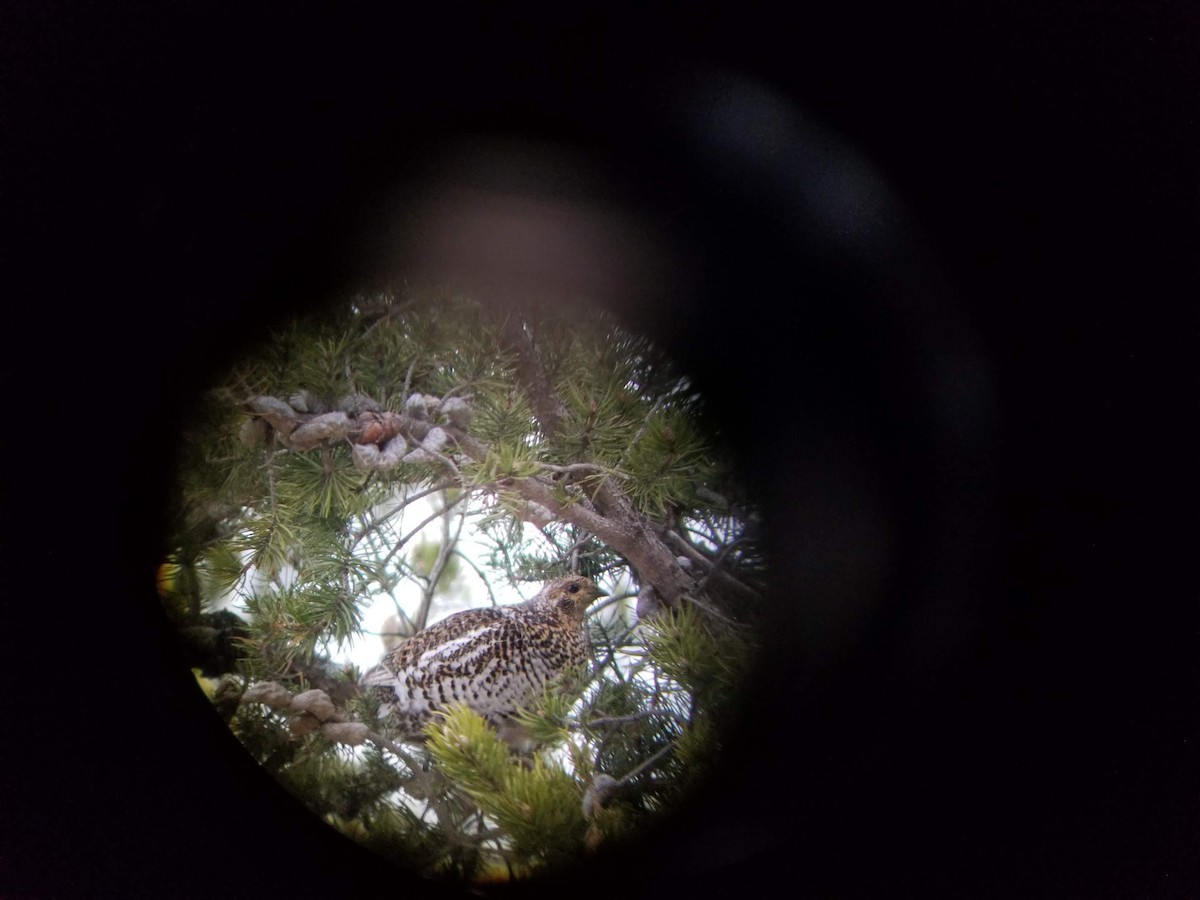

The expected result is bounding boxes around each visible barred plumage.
[361,575,606,737]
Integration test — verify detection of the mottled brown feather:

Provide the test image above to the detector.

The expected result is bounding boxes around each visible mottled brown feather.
[361,575,605,737]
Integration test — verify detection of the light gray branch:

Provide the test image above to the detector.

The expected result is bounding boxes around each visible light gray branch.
[412,493,467,632]
[379,490,473,572]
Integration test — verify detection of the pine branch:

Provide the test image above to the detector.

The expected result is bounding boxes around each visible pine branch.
[494,319,699,612]
[238,682,424,773]
[663,528,762,605]
[412,494,466,632]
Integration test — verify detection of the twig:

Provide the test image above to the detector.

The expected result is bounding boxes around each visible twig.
[412,493,467,632]
[615,394,668,472]
[365,730,424,773]
[578,708,690,730]
[450,549,500,608]
[351,480,457,545]
[418,446,464,482]
[615,741,676,788]
[264,448,279,518]
[698,536,748,591]
[664,529,761,602]
[379,490,473,572]
[537,462,620,477]
[401,358,417,402]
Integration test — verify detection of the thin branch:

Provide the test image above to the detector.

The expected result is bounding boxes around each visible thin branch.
[615,393,667,471]
[401,358,417,401]
[264,448,279,519]
[412,493,467,632]
[449,549,500,608]
[359,627,412,639]
[614,741,676,789]
[586,619,642,686]
[591,590,636,614]
[698,536,749,591]
[455,826,508,846]
[665,528,712,568]
[578,708,690,730]
[366,730,424,773]
[663,529,761,602]
[351,480,457,546]
[416,446,464,482]
[537,462,619,477]
[379,489,472,572]
[559,524,599,572]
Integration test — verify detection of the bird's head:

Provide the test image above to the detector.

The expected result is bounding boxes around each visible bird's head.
[538,575,607,623]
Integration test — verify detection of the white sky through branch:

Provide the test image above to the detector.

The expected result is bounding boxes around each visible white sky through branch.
[222,489,633,675]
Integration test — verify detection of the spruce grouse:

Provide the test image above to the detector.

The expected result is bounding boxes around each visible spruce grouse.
[361,575,606,737]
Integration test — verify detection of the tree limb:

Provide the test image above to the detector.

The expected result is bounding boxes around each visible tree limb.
[243,386,707,613]
[438,422,697,612]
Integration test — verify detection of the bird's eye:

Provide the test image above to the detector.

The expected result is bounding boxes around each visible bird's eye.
[567,582,580,594]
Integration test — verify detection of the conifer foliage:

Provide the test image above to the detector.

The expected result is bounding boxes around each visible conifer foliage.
[160,290,766,883]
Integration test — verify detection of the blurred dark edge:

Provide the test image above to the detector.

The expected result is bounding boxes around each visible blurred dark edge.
[2,3,1197,899]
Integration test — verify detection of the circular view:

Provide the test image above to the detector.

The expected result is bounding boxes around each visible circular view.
[158,290,765,883]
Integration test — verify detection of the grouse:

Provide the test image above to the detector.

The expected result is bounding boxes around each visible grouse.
[361,575,606,737]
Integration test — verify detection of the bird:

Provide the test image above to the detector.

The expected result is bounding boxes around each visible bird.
[361,575,606,738]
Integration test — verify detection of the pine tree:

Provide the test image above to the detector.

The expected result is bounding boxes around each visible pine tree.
[160,288,766,883]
